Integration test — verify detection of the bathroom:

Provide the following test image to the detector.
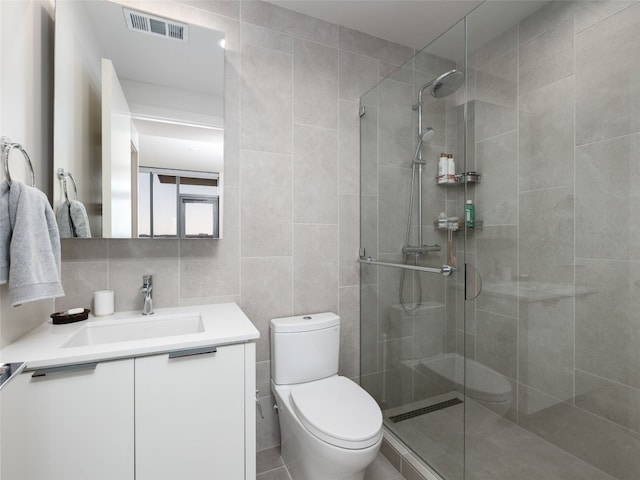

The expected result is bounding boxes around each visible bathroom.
[1,0,639,479]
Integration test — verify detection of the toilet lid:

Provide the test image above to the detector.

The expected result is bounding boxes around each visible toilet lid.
[290,376,382,450]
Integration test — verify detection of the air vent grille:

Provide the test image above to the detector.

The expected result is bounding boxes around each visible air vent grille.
[123,8,188,42]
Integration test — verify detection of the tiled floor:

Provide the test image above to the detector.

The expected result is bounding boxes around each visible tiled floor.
[256,445,404,480]
[386,393,618,480]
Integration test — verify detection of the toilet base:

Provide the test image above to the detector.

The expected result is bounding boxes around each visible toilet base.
[273,380,382,480]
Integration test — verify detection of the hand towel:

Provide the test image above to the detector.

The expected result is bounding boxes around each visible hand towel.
[55,201,73,238]
[8,181,65,306]
[69,200,91,238]
[0,181,9,284]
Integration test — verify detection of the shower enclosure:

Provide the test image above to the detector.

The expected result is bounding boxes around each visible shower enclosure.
[360,1,640,479]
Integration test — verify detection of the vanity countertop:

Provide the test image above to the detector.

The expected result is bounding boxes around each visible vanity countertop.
[1,303,259,369]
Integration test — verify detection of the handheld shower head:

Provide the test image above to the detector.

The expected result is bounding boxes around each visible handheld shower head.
[412,127,435,163]
[420,127,435,143]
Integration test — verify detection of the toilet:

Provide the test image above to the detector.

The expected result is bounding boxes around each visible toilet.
[270,312,383,480]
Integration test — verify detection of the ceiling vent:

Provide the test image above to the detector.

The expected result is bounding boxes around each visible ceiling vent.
[123,8,189,42]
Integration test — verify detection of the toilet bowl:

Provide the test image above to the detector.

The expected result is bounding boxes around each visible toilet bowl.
[270,313,383,480]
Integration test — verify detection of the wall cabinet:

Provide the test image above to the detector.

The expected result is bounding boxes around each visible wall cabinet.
[1,343,255,480]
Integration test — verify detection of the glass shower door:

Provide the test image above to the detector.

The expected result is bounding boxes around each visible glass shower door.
[359,18,468,480]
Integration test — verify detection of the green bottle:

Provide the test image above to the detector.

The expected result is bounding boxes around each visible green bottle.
[465,200,475,228]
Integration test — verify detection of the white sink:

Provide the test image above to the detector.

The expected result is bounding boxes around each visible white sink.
[63,314,205,348]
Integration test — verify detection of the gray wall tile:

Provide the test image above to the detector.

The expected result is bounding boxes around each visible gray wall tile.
[519,76,574,191]
[378,79,414,168]
[240,256,293,362]
[575,133,640,260]
[476,310,517,380]
[293,224,339,315]
[575,369,640,434]
[340,194,360,287]
[293,124,339,224]
[476,49,517,109]
[241,0,338,47]
[575,258,640,390]
[360,105,378,196]
[518,1,581,45]
[519,187,574,286]
[179,0,240,20]
[574,1,640,32]
[240,150,293,257]
[339,50,380,102]
[339,100,360,195]
[293,38,339,128]
[240,22,292,53]
[240,44,292,153]
[57,261,108,312]
[476,132,517,226]
[519,19,574,96]
[339,26,414,66]
[519,297,574,400]
[575,2,640,145]
[224,74,240,187]
[339,286,360,379]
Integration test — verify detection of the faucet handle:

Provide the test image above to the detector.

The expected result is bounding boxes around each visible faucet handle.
[142,274,153,288]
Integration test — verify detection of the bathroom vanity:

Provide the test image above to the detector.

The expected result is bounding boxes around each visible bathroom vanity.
[0,303,258,480]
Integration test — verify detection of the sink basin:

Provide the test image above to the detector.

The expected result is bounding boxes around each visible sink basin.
[63,314,205,348]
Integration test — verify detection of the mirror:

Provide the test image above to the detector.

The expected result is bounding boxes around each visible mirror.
[53,0,225,238]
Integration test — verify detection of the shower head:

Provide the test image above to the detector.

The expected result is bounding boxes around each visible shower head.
[412,127,435,164]
[429,69,465,98]
[420,127,435,143]
[412,69,465,111]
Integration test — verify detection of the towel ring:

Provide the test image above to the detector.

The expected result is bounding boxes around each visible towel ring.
[1,137,36,187]
[57,168,78,201]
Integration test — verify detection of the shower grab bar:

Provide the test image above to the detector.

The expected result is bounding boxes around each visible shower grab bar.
[358,255,455,277]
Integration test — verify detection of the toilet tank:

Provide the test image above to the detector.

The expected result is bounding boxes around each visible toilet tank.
[271,312,340,385]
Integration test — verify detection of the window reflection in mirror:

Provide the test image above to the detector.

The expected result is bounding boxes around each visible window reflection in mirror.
[53,0,225,239]
[139,168,220,238]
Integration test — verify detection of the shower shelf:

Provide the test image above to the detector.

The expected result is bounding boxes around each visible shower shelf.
[434,220,483,231]
[435,171,480,186]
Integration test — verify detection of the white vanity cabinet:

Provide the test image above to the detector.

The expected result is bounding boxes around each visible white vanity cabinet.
[1,342,256,480]
[135,343,248,480]
[1,358,135,480]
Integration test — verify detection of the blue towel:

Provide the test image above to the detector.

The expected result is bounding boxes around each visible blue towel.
[7,181,65,306]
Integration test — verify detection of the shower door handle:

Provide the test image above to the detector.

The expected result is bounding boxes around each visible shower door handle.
[358,256,455,277]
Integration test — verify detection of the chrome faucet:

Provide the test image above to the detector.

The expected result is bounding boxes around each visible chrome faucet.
[141,274,154,315]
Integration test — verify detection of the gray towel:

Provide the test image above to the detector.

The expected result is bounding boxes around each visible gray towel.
[55,201,73,238]
[70,200,91,238]
[56,200,91,238]
[0,181,9,284]
[8,181,65,306]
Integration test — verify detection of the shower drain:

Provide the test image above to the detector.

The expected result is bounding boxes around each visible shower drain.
[388,398,463,423]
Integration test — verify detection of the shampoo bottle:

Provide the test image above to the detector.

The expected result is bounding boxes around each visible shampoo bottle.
[465,200,475,228]
[438,153,448,184]
[447,154,456,184]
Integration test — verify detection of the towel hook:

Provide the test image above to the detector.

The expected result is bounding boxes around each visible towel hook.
[57,168,78,201]
[1,137,36,187]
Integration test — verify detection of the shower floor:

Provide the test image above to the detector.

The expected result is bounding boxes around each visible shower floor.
[384,393,616,480]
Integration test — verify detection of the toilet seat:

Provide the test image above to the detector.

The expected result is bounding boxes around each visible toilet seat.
[290,376,382,450]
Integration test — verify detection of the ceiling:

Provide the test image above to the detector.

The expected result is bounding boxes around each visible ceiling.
[267,0,549,51]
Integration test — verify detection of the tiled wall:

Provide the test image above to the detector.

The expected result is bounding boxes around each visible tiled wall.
[55,0,414,451]
[466,2,640,478]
